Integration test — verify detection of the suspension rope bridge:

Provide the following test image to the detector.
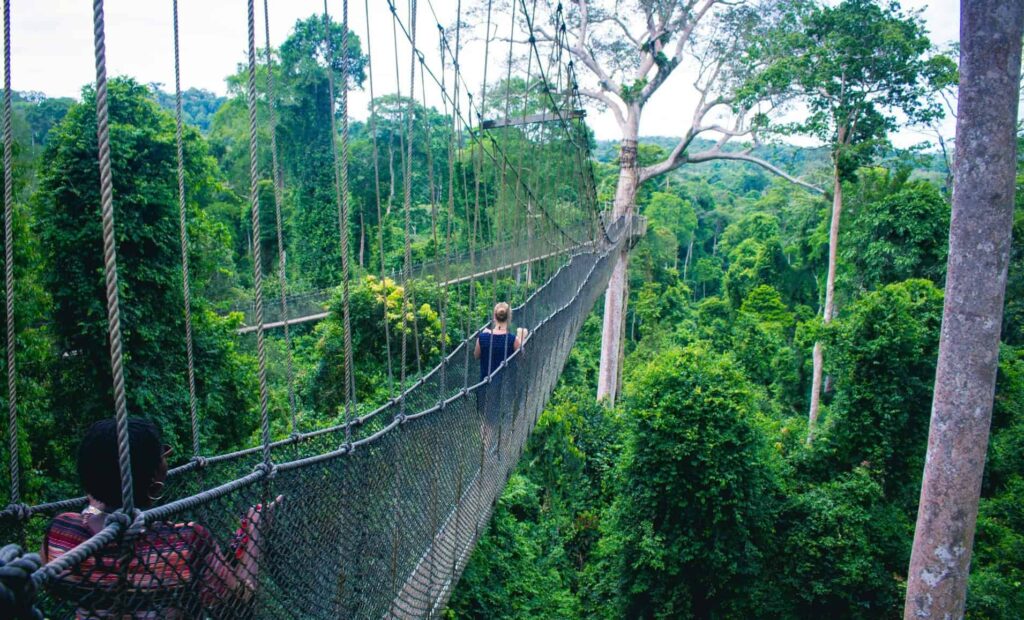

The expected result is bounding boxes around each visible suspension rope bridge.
[0,0,644,617]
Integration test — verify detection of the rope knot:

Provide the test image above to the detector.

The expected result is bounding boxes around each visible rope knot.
[253,462,277,479]
[190,456,209,469]
[0,544,43,620]
[2,503,31,522]
[103,510,132,529]
[104,509,144,539]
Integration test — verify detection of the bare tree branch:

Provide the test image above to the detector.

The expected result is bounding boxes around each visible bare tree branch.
[685,149,824,193]
[579,87,627,127]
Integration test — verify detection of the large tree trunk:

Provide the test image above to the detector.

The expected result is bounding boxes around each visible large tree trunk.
[904,3,1023,617]
[597,126,639,404]
[808,160,843,438]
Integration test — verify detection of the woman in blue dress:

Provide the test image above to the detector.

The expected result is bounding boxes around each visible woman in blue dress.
[473,302,528,454]
[473,302,526,379]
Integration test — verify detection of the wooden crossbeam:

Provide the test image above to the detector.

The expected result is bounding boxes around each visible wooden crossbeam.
[480,109,585,130]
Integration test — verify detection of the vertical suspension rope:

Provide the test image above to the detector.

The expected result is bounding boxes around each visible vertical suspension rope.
[2,0,17,507]
[92,0,134,513]
[322,0,356,435]
[245,0,272,467]
[171,0,201,459]
[364,0,396,399]
[262,0,299,434]
[387,0,426,387]
[389,0,411,415]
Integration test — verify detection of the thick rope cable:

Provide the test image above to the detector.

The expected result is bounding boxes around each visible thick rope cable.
[245,0,272,467]
[92,0,134,514]
[322,0,357,435]
[419,57,449,406]
[263,0,299,433]
[171,0,201,459]
[405,0,424,380]
[364,0,396,398]
[390,0,411,417]
[3,0,18,508]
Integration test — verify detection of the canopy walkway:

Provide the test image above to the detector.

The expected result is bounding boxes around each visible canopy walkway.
[0,0,643,617]
[1,216,637,619]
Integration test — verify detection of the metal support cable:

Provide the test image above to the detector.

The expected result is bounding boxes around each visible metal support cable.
[322,0,357,434]
[171,0,201,459]
[245,0,272,467]
[3,0,18,507]
[92,0,134,514]
[262,0,299,433]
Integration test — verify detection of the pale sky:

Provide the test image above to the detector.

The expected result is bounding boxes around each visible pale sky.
[10,0,959,147]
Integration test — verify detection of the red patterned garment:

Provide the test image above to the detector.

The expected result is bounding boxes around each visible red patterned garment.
[43,512,236,619]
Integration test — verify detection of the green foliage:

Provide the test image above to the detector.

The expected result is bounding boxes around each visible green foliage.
[149,85,226,133]
[755,0,946,171]
[589,345,775,618]
[32,77,256,483]
[843,179,950,291]
[311,275,447,412]
[807,279,943,504]
[773,468,911,617]
[968,346,1024,619]
[447,474,581,619]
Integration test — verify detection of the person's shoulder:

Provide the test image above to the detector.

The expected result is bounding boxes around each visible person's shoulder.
[46,512,90,546]
[481,328,492,335]
[49,511,86,529]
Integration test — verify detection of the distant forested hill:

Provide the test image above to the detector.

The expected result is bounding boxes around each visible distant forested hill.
[149,85,226,133]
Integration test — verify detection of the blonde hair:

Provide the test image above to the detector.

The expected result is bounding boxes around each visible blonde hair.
[493,302,511,324]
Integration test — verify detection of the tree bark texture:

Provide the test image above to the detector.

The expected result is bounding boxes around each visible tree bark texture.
[904,2,1023,617]
[597,134,639,404]
[808,164,844,436]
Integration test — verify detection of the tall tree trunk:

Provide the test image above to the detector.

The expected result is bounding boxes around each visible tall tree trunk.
[597,125,639,404]
[808,160,843,438]
[904,3,1023,617]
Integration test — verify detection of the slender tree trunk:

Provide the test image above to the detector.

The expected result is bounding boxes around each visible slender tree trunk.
[597,124,639,404]
[808,161,843,438]
[359,211,366,268]
[683,233,694,281]
[904,3,1023,616]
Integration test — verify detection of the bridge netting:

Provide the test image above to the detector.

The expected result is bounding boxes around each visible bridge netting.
[0,0,628,616]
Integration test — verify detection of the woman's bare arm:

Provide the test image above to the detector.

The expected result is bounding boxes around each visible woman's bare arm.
[514,327,528,351]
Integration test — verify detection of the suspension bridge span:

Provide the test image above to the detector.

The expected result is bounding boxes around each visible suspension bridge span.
[0,0,647,617]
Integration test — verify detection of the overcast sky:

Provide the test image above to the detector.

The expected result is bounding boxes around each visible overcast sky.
[11,0,958,146]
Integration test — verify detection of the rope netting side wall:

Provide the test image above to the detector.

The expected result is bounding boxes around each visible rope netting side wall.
[22,217,627,619]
